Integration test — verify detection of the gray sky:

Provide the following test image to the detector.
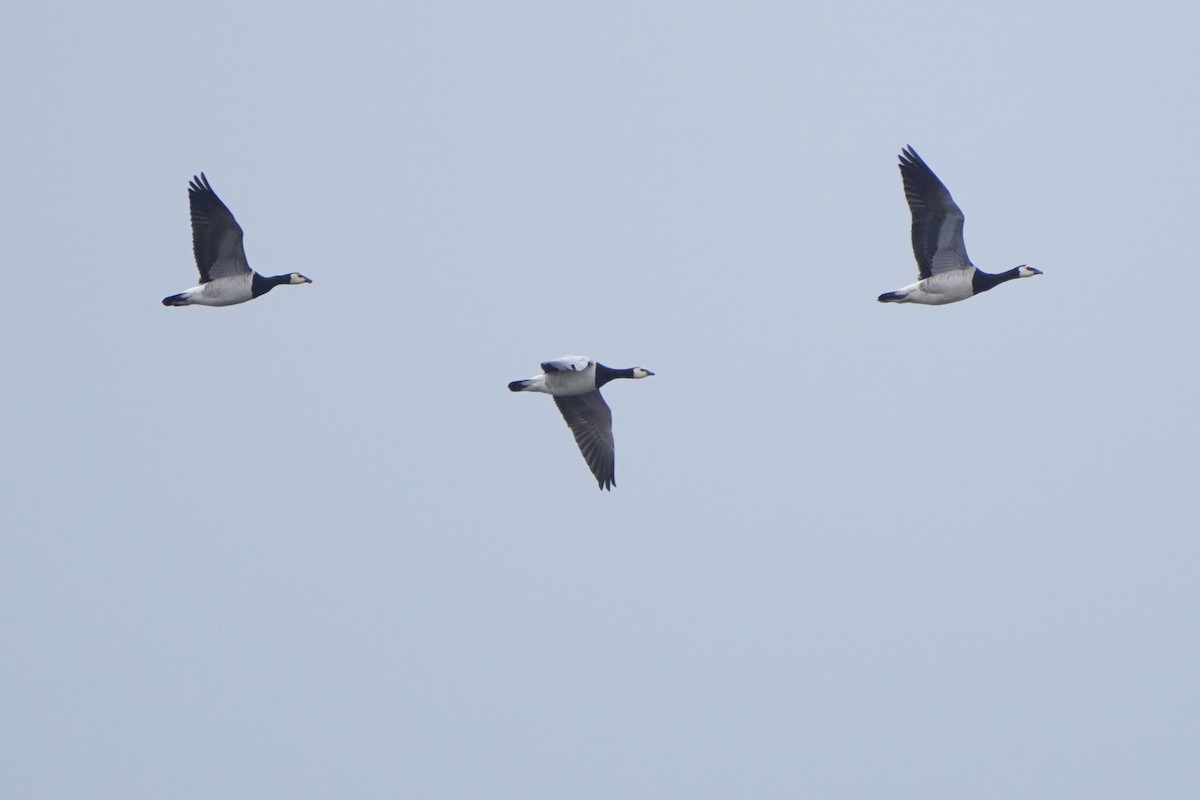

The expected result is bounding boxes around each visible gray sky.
[3,1,1199,797]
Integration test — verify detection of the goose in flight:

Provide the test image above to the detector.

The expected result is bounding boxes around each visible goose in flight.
[162,173,311,307]
[878,146,1041,305]
[509,356,654,491]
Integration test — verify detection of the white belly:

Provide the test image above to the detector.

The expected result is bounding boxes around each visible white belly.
[183,276,255,307]
[543,365,597,396]
[900,271,976,305]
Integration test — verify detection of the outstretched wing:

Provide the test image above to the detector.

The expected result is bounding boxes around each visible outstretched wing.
[899,146,972,278]
[553,391,616,490]
[189,173,251,282]
[541,355,592,373]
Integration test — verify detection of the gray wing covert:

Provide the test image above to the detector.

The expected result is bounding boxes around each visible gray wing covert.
[541,356,591,373]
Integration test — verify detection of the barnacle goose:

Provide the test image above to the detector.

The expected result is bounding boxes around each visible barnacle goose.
[878,146,1041,305]
[508,356,654,491]
[162,173,312,307]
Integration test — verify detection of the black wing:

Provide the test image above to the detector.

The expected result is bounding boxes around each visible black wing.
[189,173,251,282]
[553,392,616,491]
[899,146,972,279]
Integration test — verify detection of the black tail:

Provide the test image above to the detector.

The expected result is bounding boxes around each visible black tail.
[162,293,188,306]
[877,291,904,303]
[508,380,530,392]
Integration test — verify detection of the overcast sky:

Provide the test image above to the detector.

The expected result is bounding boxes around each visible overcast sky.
[3,1,1200,797]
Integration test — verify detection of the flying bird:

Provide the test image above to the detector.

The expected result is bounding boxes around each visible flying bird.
[509,356,654,491]
[878,146,1041,305]
[162,173,312,307]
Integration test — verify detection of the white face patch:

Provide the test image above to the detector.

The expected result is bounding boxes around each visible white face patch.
[632,368,655,378]
[1018,266,1042,278]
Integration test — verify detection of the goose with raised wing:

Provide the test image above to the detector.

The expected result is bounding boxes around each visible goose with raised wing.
[878,146,1040,305]
[509,356,654,491]
[162,173,311,307]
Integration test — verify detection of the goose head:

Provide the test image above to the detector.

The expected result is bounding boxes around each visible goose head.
[1016,265,1042,278]
[289,273,313,285]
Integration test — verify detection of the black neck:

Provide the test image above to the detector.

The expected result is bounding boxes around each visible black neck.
[971,267,1022,295]
[595,363,635,388]
[251,273,290,298]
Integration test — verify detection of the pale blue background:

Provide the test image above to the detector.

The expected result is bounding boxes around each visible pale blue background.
[3,1,1199,797]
